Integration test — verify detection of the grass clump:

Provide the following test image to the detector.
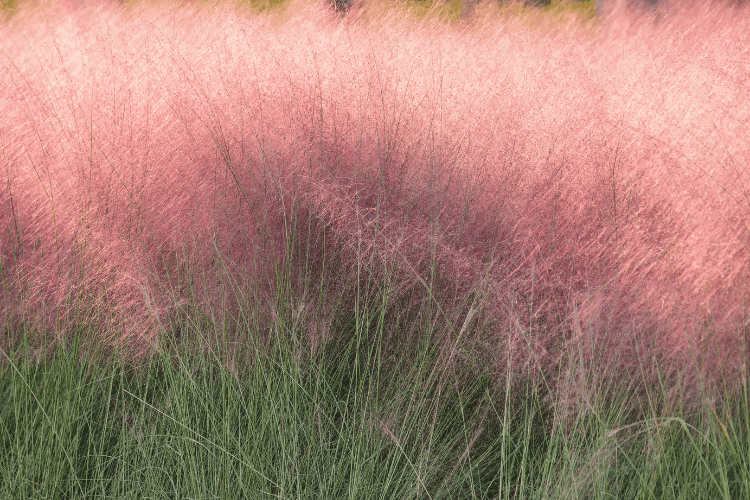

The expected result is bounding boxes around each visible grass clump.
[3,307,750,497]
[1,0,749,496]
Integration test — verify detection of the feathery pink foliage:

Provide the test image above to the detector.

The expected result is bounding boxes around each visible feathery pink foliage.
[0,0,747,396]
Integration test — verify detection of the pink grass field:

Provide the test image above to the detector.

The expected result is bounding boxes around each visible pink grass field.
[1,0,748,401]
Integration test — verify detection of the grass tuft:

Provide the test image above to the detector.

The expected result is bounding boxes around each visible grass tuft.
[1,0,749,496]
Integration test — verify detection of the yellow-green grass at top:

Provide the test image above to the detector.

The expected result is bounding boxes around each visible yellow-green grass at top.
[0,0,598,28]
[388,0,597,24]
[256,0,599,26]
[0,0,16,15]
[255,0,602,34]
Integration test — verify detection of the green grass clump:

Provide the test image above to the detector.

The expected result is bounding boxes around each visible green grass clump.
[3,293,750,498]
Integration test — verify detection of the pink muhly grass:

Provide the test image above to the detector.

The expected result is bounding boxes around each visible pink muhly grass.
[0,0,747,408]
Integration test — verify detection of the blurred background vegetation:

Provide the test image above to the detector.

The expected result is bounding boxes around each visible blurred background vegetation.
[0,0,599,23]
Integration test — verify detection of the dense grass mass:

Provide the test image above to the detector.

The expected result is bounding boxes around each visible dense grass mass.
[1,0,749,496]
[3,322,750,498]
